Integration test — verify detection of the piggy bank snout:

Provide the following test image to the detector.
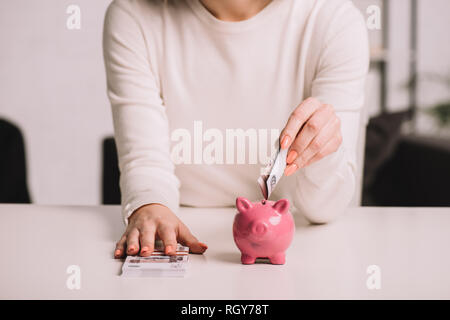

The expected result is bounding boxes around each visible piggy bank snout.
[251,221,268,236]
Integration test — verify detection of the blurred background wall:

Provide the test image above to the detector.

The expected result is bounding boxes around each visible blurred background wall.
[0,0,112,204]
[0,0,449,205]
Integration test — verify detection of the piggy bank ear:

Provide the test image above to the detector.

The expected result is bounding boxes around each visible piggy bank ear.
[272,199,289,215]
[236,197,253,214]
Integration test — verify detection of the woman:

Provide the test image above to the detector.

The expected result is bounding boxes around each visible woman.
[103,0,369,258]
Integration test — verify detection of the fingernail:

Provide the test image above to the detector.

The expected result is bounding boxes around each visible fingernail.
[114,249,121,256]
[286,150,298,164]
[199,242,208,249]
[141,247,149,253]
[284,163,298,176]
[127,246,135,253]
[281,135,291,149]
[165,245,174,254]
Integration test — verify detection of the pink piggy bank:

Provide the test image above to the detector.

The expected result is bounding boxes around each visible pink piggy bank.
[233,197,295,265]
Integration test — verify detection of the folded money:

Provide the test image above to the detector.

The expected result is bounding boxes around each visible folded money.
[121,242,189,278]
[258,138,287,200]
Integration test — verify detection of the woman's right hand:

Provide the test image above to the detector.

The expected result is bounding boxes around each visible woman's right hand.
[114,203,208,258]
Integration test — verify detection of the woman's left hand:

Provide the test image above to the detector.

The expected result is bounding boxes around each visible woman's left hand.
[279,97,343,176]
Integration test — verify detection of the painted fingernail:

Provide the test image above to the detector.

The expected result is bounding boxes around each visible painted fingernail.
[127,246,135,253]
[284,163,298,176]
[141,247,149,253]
[199,242,208,249]
[165,245,174,254]
[281,135,291,149]
[286,150,298,164]
[114,249,121,256]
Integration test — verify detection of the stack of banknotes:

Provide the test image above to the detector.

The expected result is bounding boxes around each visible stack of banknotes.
[121,242,189,278]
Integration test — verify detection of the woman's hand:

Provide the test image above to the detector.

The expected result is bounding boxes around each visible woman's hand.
[114,203,208,258]
[280,97,342,176]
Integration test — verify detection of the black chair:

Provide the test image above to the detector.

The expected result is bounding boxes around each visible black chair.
[0,118,31,203]
[367,135,450,207]
[362,111,450,206]
[102,137,121,204]
[362,111,410,194]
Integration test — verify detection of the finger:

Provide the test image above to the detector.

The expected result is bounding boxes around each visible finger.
[296,116,341,168]
[126,228,140,256]
[114,234,127,259]
[287,104,333,164]
[304,134,342,167]
[139,224,156,257]
[178,224,208,254]
[280,97,321,150]
[158,225,178,256]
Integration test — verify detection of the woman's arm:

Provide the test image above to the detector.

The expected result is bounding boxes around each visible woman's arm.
[282,3,369,224]
[103,1,207,256]
[103,1,179,223]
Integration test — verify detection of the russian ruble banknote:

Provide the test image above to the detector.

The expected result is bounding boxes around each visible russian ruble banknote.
[122,242,189,278]
[257,138,288,200]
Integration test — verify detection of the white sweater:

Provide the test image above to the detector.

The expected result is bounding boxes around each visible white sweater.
[103,0,369,224]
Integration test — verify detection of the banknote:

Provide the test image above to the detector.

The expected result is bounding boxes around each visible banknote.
[121,241,190,278]
[258,138,288,199]
[151,241,189,255]
[126,254,188,265]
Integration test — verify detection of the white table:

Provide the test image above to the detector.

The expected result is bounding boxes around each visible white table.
[0,204,449,299]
